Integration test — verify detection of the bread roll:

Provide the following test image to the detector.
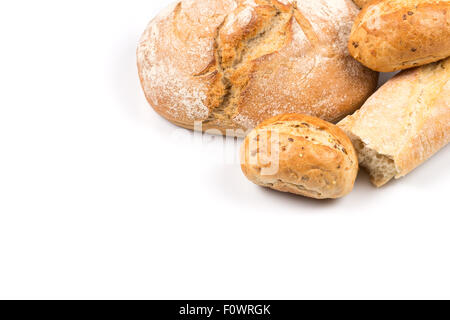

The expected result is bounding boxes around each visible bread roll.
[349,0,450,72]
[240,114,358,199]
[353,0,373,8]
[138,0,378,135]
[339,57,450,187]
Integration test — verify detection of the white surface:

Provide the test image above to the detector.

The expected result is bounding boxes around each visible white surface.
[0,0,449,300]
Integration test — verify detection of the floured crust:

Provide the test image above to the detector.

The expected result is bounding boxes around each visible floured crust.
[138,0,378,134]
[240,114,359,199]
[339,57,450,187]
[349,0,450,72]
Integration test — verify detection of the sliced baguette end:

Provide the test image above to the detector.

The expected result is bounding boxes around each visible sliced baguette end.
[340,129,398,188]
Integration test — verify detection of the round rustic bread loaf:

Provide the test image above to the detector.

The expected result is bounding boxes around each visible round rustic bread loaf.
[240,113,359,199]
[138,0,378,135]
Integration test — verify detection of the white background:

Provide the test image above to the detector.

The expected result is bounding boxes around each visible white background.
[0,0,449,300]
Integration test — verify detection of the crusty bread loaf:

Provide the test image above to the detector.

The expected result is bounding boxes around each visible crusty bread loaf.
[138,0,378,135]
[353,0,373,8]
[339,57,450,187]
[349,0,450,72]
[240,114,358,199]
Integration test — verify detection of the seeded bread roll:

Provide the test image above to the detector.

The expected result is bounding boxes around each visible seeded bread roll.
[138,0,378,135]
[240,114,359,199]
[353,0,372,8]
[339,57,450,187]
[349,0,450,72]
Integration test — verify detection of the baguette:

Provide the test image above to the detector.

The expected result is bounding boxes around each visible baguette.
[241,114,358,199]
[349,0,450,72]
[338,57,450,187]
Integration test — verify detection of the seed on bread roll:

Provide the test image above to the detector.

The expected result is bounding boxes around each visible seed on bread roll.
[339,57,450,187]
[349,0,450,72]
[137,0,378,135]
[240,114,359,199]
[352,0,373,8]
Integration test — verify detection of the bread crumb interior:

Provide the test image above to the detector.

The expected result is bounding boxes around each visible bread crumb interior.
[353,138,397,187]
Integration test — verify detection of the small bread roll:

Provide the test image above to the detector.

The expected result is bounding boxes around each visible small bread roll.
[349,0,450,72]
[240,114,358,199]
[353,0,373,8]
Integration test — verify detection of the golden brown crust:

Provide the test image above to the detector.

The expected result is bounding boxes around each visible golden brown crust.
[240,113,359,199]
[349,0,450,72]
[138,0,378,134]
[353,0,374,8]
[339,57,450,186]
